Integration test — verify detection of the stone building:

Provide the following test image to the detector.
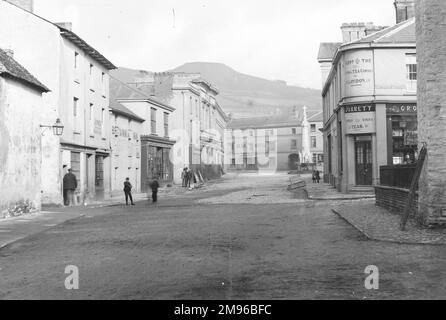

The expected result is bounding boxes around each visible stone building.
[110,76,176,191]
[111,69,229,185]
[225,108,323,172]
[317,2,416,193]
[415,0,446,225]
[0,0,116,205]
[0,48,49,218]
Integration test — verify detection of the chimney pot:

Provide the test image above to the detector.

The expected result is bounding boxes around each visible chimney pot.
[55,22,73,31]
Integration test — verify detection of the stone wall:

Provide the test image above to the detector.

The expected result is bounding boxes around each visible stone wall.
[416,0,446,225]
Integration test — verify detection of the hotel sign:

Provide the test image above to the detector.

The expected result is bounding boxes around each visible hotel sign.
[345,104,376,134]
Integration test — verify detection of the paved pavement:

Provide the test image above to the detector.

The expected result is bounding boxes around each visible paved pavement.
[301,175,375,200]
[0,172,445,299]
[333,202,446,245]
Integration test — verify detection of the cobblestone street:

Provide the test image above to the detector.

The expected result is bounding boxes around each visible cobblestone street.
[0,173,444,300]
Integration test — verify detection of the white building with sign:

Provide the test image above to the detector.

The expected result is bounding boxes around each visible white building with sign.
[0,0,116,205]
[317,14,416,193]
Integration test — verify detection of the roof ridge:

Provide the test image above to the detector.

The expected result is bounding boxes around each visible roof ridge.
[373,17,415,43]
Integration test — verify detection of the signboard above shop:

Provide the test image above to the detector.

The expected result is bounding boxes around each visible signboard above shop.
[344,104,376,135]
[386,104,417,114]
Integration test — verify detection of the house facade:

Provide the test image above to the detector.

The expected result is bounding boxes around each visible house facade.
[110,76,176,191]
[0,48,49,218]
[0,0,116,205]
[318,16,417,193]
[112,70,229,185]
[225,108,321,172]
[110,102,144,197]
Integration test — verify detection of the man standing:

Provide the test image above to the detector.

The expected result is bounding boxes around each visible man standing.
[150,177,160,203]
[181,168,187,188]
[187,168,193,189]
[63,169,77,206]
[124,177,135,206]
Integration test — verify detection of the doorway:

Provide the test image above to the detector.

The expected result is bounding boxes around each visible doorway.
[95,155,104,200]
[355,135,373,186]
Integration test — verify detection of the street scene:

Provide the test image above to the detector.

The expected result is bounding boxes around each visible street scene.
[0,0,445,301]
[0,173,445,299]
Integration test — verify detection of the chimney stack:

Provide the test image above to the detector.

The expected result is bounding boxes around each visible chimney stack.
[6,0,34,12]
[394,0,415,24]
[3,49,14,58]
[55,22,73,31]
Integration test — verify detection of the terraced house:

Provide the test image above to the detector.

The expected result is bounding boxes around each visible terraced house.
[0,0,116,205]
[0,48,49,218]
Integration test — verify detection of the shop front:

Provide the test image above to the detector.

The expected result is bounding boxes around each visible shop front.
[385,103,418,165]
[141,135,176,192]
[344,104,376,187]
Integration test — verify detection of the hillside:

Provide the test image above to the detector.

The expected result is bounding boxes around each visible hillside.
[170,62,322,118]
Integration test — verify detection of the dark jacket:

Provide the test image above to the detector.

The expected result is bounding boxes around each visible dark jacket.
[124,181,132,192]
[150,180,160,192]
[63,173,77,190]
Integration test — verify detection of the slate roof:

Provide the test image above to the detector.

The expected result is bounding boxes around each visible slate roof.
[228,109,322,130]
[308,111,323,123]
[318,42,342,61]
[110,75,175,112]
[110,100,145,122]
[351,17,415,44]
[57,25,116,70]
[0,49,49,92]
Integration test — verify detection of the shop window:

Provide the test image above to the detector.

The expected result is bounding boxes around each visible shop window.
[389,115,418,164]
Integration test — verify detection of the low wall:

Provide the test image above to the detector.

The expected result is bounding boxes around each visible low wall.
[375,185,419,219]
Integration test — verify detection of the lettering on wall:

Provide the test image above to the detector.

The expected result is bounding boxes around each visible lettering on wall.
[343,50,374,97]
[94,120,102,135]
[345,104,376,134]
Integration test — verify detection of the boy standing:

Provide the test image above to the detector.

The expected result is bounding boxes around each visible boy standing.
[150,177,160,203]
[124,178,135,206]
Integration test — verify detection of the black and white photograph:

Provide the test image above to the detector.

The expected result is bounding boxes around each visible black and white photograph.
[0,0,445,306]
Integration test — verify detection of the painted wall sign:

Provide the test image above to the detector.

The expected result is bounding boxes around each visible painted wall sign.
[345,104,376,134]
[386,104,417,114]
[342,50,374,97]
[94,120,102,135]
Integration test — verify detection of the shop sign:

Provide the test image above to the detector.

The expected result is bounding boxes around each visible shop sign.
[345,104,376,134]
[386,104,417,114]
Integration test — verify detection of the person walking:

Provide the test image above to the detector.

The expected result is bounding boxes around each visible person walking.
[150,177,160,203]
[315,170,321,184]
[124,177,135,206]
[181,168,188,188]
[63,169,77,206]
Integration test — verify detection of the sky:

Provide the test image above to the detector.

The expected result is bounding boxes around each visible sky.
[34,0,396,90]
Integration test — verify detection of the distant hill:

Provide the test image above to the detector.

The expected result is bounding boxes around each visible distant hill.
[170,62,322,118]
